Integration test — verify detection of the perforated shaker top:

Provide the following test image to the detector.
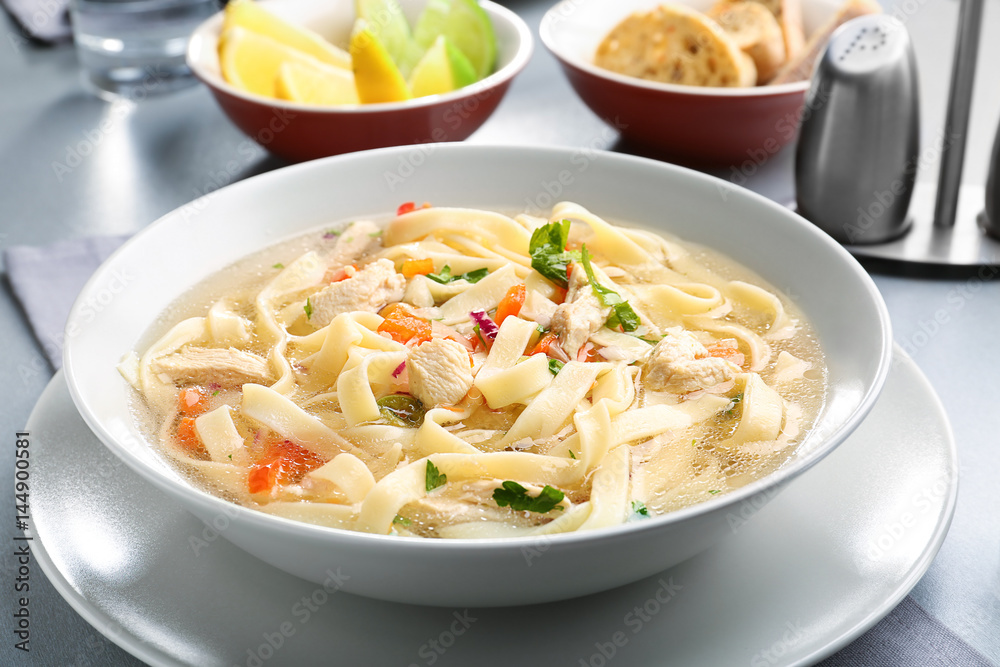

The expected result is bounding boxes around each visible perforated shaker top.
[828,15,909,74]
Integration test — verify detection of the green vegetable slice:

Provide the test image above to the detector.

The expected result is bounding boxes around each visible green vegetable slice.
[377,393,425,427]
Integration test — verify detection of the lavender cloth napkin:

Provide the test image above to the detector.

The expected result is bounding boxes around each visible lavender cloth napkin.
[2,0,71,42]
[4,234,128,368]
[3,235,997,667]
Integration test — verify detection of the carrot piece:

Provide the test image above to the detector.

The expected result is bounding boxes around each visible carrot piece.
[495,284,526,327]
[705,343,746,367]
[178,387,210,417]
[378,304,432,345]
[397,202,416,216]
[577,343,600,362]
[530,332,558,356]
[248,440,326,494]
[402,258,434,278]
[176,417,203,455]
[247,465,275,495]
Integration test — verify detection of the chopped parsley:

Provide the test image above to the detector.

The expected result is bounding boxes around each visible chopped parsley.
[548,358,565,375]
[708,490,722,495]
[304,298,313,319]
[227,454,233,460]
[427,265,489,284]
[425,460,447,492]
[580,245,640,332]
[568,449,577,460]
[377,394,425,428]
[725,392,744,417]
[631,500,650,517]
[272,262,284,269]
[528,220,579,287]
[493,481,565,513]
[212,389,220,396]
[392,515,412,526]
[369,230,383,237]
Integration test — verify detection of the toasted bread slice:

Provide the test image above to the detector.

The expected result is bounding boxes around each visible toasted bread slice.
[716,0,804,61]
[595,4,756,88]
[708,1,786,83]
[767,0,882,84]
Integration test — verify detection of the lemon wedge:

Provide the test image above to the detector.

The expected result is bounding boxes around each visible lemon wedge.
[414,0,496,80]
[276,60,360,106]
[409,34,476,98]
[355,0,423,77]
[223,0,350,69]
[220,26,329,97]
[350,19,412,103]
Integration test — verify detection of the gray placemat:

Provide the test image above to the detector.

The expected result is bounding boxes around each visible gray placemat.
[817,596,995,666]
[3,234,996,667]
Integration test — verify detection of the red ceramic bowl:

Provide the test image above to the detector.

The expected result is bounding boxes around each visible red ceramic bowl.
[541,0,839,166]
[187,0,532,163]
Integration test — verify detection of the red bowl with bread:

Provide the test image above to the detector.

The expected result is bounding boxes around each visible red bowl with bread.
[541,0,879,166]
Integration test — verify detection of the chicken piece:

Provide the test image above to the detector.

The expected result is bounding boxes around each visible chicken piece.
[550,264,611,359]
[152,347,273,386]
[643,329,740,393]
[325,220,382,268]
[407,338,474,407]
[308,259,406,327]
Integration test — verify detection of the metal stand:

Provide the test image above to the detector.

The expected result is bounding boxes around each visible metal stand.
[840,0,998,268]
[845,182,1000,266]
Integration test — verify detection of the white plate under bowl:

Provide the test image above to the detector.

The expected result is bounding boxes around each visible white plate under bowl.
[28,347,955,666]
[61,144,891,605]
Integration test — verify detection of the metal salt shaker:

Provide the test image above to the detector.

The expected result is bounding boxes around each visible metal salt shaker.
[795,15,920,245]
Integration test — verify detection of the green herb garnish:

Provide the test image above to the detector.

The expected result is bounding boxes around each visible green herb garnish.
[369,230,383,237]
[528,220,579,287]
[392,515,412,526]
[725,392,744,417]
[377,394,426,428]
[568,450,577,459]
[493,481,565,513]
[427,265,489,284]
[631,500,650,517]
[272,263,284,269]
[212,389,220,396]
[425,460,447,492]
[304,298,313,319]
[580,245,639,332]
[227,454,233,460]
[473,324,489,350]
[708,490,722,495]
[548,358,565,375]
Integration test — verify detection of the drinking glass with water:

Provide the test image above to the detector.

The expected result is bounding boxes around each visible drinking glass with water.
[71,0,219,99]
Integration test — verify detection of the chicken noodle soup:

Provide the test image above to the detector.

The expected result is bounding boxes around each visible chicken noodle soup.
[122,202,825,538]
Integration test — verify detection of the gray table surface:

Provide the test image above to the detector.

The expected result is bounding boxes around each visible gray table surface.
[1,0,999,664]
